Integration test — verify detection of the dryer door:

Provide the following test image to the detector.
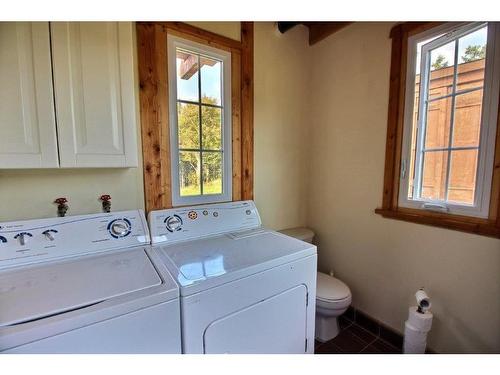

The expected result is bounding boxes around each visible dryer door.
[203,285,308,353]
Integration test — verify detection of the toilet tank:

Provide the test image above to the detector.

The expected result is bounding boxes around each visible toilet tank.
[278,227,315,243]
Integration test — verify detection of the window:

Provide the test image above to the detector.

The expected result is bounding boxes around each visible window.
[400,22,500,218]
[167,35,232,206]
[376,22,500,237]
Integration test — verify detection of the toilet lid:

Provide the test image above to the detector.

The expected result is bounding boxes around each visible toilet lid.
[316,272,351,301]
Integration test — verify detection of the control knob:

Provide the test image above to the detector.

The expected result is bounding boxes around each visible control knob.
[108,218,132,238]
[14,232,33,246]
[164,215,183,232]
[42,229,58,241]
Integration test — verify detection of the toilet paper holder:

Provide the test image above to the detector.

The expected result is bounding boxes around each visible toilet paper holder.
[416,288,431,313]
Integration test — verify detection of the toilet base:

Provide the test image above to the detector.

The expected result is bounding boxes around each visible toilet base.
[315,314,340,342]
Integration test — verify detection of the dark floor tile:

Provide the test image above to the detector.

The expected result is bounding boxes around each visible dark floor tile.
[324,328,368,353]
[355,310,380,336]
[379,324,403,349]
[360,339,401,354]
[315,342,343,354]
[345,324,377,344]
[315,340,323,349]
[338,315,353,330]
[343,306,355,322]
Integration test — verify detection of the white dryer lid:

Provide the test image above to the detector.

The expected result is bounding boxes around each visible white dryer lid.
[0,248,163,327]
[155,228,317,296]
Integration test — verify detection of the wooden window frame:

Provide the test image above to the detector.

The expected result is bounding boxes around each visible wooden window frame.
[136,22,254,212]
[375,22,500,238]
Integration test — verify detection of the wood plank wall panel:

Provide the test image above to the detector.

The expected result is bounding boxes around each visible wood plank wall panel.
[137,23,172,212]
[241,22,254,201]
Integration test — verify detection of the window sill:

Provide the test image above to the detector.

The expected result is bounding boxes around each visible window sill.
[374,207,500,239]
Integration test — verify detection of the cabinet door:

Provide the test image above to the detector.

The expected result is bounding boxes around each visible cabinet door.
[50,22,138,168]
[0,22,59,168]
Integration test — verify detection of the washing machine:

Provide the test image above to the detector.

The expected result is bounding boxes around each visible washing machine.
[0,210,181,353]
[149,200,317,354]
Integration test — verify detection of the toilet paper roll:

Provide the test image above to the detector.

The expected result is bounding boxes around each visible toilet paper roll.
[404,321,427,344]
[407,306,433,332]
[404,340,426,354]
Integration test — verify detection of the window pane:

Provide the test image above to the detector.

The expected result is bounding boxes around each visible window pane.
[424,97,453,149]
[202,152,223,195]
[452,90,483,148]
[408,91,418,199]
[421,151,448,201]
[176,50,199,102]
[430,41,455,72]
[457,26,487,92]
[448,149,478,205]
[201,57,222,105]
[201,106,222,150]
[428,41,455,100]
[179,151,201,196]
[177,103,200,149]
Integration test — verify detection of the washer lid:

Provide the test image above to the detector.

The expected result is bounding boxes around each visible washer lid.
[0,248,162,327]
[316,272,351,301]
[155,229,317,296]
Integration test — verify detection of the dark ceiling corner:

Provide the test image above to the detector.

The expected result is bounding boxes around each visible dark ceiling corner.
[277,21,353,46]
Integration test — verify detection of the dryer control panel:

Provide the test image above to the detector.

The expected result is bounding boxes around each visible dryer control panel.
[0,210,149,270]
[149,200,262,244]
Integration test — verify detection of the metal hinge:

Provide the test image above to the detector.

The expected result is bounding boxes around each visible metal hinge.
[305,338,308,352]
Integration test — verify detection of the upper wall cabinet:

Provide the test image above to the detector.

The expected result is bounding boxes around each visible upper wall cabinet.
[51,22,138,168]
[0,23,59,168]
[0,22,138,169]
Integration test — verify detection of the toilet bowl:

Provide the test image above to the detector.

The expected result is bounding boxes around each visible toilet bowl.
[315,272,352,342]
[278,227,352,342]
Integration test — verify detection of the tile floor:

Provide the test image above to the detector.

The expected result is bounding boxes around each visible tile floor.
[315,316,401,354]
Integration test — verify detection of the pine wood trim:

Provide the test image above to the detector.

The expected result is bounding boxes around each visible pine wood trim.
[241,22,254,201]
[376,22,500,239]
[375,208,500,238]
[231,49,243,201]
[137,22,253,212]
[137,23,172,212]
[140,22,242,52]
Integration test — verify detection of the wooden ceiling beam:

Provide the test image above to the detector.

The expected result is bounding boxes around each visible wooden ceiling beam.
[277,22,353,46]
[304,22,353,45]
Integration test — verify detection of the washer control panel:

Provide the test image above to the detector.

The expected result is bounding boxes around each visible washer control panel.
[0,210,149,270]
[149,200,261,244]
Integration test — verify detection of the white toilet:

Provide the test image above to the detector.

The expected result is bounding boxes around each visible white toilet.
[279,227,352,342]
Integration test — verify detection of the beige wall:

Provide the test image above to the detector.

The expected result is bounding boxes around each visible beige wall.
[306,22,500,353]
[186,22,241,41]
[254,23,310,229]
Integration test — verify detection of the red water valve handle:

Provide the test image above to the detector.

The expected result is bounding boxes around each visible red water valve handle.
[100,194,112,213]
[54,197,69,217]
[100,194,112,202]
[54,197,68,205]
